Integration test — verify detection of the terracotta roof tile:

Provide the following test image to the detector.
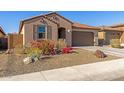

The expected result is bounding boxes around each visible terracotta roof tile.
[110,23,124,28]
[99,26,123,32]
[72,23,100,30]
[19,12,73,33]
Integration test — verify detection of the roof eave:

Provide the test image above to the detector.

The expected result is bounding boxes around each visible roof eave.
[45,12,73,24]
[72,26,101,30]
[18,15,59,34]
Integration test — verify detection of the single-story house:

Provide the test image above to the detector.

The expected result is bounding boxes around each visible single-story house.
[18,12,124,47]
[19,12,100,47]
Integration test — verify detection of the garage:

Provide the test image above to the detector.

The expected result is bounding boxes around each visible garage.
[72,31,94,46]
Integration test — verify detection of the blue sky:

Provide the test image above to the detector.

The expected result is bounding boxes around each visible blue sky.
[1,11,124,33]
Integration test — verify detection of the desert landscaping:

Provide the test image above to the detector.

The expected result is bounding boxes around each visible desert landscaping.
[0,40,119,77]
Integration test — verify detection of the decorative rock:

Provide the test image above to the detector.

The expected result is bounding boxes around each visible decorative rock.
[23,57,32,64]
[5,49,13,54]
[33,57,39,62]
[94,50,107,58]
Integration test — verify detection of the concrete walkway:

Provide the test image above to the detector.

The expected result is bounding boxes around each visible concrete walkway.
[0,58,124,81]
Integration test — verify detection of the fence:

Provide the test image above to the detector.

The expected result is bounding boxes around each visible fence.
[8,34,23,49]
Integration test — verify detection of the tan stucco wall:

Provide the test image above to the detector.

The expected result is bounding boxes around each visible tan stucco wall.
[20,14,73,46]
[21,17,58,46]
[111,27,124,45]
[104,31,122,45]
[115,27,124,45]
[120,32,124,44]
[20,25,25,45]
[47,14,72,46]
[72,28,99,46]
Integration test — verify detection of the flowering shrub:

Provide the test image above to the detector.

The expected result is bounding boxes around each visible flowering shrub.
[62,47,73,54]
[29,39,72,55]
[30,40,55,55]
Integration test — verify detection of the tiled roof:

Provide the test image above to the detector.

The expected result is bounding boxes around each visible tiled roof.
[73,23,124,31]
[99,26,123,31]
[72,23,100,30]
[110,23,124,28]
[19,12,73,33]
[18,12,124,33]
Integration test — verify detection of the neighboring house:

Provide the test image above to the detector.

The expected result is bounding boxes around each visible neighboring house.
[98,26,123,45]
[0,26,7,49]
[109,24,124,46]
[0,26,6,37]
[18,12,124,47]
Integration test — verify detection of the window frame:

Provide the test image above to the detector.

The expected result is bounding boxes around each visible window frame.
[37,25,46,39]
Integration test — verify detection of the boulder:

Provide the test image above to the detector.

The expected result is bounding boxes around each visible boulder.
[23,57,32,64]
[94,50,107,58]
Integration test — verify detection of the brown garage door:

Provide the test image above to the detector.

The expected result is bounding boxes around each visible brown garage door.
[72,31,94,46]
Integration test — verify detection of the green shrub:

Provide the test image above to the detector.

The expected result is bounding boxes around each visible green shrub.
[110,39,121,48]
[27,47,42,59]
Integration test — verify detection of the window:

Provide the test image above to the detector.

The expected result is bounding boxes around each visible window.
[37,25,45,39]
[117,33,120,35]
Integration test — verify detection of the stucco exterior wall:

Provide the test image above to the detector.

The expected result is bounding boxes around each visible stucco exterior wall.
[111,26,124,45]
[104,31,122,45]
[115,27,124,45]
[21,17,58,46]
[20,25,25,45]
[47,14,72,46]
[120,32,124,45]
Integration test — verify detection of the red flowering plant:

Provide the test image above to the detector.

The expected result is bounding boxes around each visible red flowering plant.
[55,39,67,54]
[62,47,73,54]
[30,39,73,55]
[30,40,55,55]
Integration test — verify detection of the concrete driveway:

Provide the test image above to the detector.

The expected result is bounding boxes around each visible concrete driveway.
[79,46,124,57]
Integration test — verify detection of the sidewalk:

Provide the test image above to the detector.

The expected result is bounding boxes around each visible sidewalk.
[0,58,124,81]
